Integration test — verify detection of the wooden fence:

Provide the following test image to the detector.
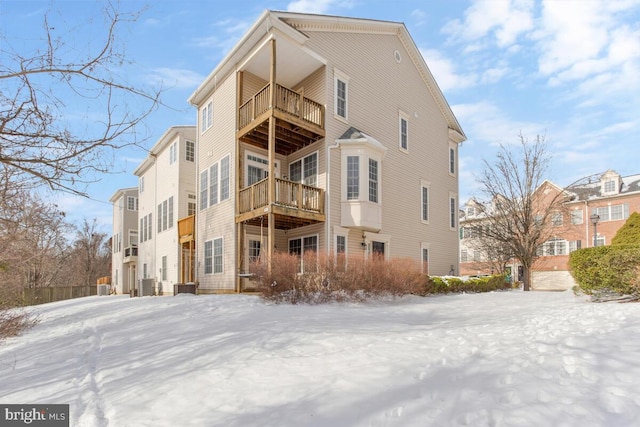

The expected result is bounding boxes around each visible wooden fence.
[22,285,98,306]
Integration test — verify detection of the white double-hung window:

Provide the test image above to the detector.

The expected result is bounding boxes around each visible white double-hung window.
[201,101,213,133]
[337,129,387,231]
[334,69,349,121]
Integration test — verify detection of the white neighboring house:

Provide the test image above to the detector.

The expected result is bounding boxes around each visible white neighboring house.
[109,187,139,294]
[133,126,197,295]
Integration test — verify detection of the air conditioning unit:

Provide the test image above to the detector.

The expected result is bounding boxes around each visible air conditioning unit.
[97,284,110,296]
[139,278,155,296]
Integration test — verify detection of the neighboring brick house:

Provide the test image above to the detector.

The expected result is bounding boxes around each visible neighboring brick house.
[460,170,640,290]
[109,187,138,294]
[188,10,466,293]
[133,126,197,295]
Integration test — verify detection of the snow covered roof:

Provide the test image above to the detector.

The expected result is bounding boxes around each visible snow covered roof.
[567,171,640,201]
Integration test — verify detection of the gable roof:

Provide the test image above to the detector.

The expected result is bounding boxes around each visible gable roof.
[188,10,465,142]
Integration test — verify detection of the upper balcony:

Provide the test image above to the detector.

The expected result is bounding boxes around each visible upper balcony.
[237,82,325,156]
[123,246,138,264]
[236,177,325,230]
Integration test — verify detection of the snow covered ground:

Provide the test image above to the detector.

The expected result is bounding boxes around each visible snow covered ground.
[1,290,639,427]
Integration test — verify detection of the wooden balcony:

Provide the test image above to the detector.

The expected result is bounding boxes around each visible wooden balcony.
[237,83,325,155]
[177,215,195,244]
[236,177,325,230]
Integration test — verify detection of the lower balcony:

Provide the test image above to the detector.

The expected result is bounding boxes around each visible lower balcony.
[236,177,325,230]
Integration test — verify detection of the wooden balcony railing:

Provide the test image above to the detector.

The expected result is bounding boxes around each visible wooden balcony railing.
[238,83,324,130]
[178,214,196,244]
[238,177,325,216]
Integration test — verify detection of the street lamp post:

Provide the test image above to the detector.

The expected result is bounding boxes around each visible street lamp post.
[590,213,600,247]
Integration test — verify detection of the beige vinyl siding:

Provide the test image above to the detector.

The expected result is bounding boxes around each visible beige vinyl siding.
[294,66,326,106]
[241,72,268,104]
[306,31,458,274]
[197,72,237,291]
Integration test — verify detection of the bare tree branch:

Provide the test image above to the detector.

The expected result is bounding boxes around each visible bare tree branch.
[0,0,162,196]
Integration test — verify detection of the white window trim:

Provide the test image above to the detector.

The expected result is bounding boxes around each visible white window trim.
[185,140,195,162]
[449,192,458,231]
[200,169,208,211]
[448,142,456,177]
[246,233,267,265]
[341,154,384,204]
[333,68,349,122]
[246,150,280,186]
[127,196,138,211]
[333,225,349,257]
[161,256,167,281]
[201,100,213,133]
[399,110,409,153]
[420,242,430,274]
[363,231,391,260]
[420,179,430,224]
[204,237,224,275]
[213,237,224,274]
[288,234,319,272]
[206,154,231,208]
[128,229,138,246]
[289,151,318,186]
[169,141,177,165]
[570,209,584,225]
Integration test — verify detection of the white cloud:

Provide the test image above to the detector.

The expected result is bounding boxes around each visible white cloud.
[534,0,640,85]
[444,0,534,48]
[420,48,476,92]
[411,9,428,26]
[481,66,510,84]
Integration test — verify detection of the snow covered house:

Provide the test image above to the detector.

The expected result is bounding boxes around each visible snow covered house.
[109,187,139,294]
[188,10,466,293]
[133,126,197,295]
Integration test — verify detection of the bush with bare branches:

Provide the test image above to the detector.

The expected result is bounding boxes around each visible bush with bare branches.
[0,309,38,342]
[250,252,428,304]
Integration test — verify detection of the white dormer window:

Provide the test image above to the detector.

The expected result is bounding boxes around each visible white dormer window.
[604,180,616,193]
[601,171,620,195]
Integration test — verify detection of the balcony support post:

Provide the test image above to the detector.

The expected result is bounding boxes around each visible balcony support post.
[267,39,277,273]
[236,221,244,293]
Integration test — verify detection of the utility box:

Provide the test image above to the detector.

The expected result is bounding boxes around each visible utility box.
[139,278,155,296]
[97,284,110,296]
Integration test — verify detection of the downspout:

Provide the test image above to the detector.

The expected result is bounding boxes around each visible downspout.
[152,153,158,293]
[584,200,590,247]
[327,139,340,253]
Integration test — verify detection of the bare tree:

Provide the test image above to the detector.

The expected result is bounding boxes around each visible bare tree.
[0,191,71,290]
[0,1,160,196]
[473,133,569,291]
[66,219,110,286]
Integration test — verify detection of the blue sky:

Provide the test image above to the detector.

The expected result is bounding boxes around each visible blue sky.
[3,0,639,232]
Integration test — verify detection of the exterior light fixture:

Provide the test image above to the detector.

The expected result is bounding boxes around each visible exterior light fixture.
[589,213,600,247]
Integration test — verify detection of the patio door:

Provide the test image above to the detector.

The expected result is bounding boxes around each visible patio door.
[246,151,279,186]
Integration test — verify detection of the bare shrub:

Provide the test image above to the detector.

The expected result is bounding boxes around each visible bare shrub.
[250,251,428,304]
[0,309,38,341]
